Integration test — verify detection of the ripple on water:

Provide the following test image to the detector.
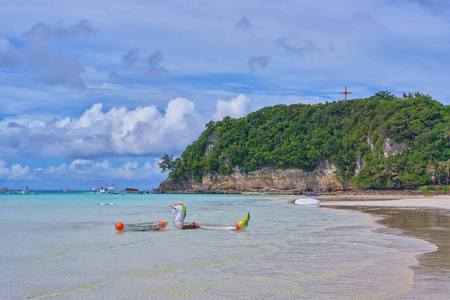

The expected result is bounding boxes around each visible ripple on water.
[26,280,107,300]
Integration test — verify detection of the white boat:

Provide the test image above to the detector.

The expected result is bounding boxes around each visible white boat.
[95,184,119,194]
[14,185,32,194]
[106,186,119,194]
[294,198,320,207]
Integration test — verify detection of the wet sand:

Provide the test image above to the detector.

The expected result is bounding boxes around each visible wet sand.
[320,195,450,210]
[320,195,450,298]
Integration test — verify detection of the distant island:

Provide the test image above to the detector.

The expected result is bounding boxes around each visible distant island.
[155,92,450,194]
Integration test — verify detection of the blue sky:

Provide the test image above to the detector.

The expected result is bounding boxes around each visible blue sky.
[1,0,450,190]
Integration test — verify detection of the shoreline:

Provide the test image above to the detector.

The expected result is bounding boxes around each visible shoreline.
[319,194,450,210]
[318,195,450,298]
[154,188,447,197]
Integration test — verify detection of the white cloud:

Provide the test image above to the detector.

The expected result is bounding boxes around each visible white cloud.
[0,157,164,189]
[68,159,93,172]
[213,94,251,121]
[48,158,162,180]
[47,164,68,174]
[0,98,205,159]
[0,160,32,180]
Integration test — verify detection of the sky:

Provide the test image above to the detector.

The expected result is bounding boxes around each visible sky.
[1,0,450,190]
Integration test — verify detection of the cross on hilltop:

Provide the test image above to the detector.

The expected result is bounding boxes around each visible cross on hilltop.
[340,86,352,102]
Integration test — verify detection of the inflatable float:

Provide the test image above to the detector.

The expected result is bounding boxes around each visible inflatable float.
[115,221,167,231]
[170,202,250,230]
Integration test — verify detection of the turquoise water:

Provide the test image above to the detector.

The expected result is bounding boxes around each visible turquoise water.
[0,192,438,299]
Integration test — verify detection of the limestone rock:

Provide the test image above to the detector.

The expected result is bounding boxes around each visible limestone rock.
[155,160,343,194]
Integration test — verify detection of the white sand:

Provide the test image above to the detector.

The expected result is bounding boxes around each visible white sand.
[319,195,450,210]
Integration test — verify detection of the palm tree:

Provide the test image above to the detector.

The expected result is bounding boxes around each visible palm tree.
[427,161,441,185]
[372,158,398,187]
[382,158,398,181]
[440,159,450,185]
[372,164,384,184]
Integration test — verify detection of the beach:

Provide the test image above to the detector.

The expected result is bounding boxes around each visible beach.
[320,194,450,210]
[320,194,450,299]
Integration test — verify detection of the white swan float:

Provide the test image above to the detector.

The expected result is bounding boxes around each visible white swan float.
[170,202,250,230]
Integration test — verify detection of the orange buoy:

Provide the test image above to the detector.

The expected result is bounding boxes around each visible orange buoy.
[115,222,124,231]
[159,221,167,228]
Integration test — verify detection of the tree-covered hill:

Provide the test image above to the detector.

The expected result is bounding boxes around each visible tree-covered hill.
[160,92,450,190]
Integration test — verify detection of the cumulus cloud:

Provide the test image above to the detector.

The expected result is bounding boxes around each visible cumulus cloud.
[248,55,270,72]
[213,94,251,121]
[0,158,163,189]
[0,160,32,181]
[112,48,169,80]
[0,98,205,159]
[20,20,93,89]
[46,159,161,180]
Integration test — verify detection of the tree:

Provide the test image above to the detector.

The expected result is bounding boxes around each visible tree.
[375,91,395,101]
[372,163,384,186]
[427,161,441,185]
[158,154,174,173]
[205,120,215,129]
[440,159,450,185]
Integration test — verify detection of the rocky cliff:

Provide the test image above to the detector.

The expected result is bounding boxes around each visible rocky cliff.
[154,134,411,194]
[155,160,342,194]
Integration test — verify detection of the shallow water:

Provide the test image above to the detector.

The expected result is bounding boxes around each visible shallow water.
[0,193,442,299]
[349,206,450,300]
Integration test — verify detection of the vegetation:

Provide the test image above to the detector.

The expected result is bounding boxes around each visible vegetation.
[160,92,450,189]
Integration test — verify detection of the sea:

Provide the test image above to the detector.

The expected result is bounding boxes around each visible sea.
[0,192,448,299]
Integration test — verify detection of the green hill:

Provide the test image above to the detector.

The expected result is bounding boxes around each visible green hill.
[159,92,450,191]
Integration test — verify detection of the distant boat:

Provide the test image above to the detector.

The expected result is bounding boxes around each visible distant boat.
[14,185,34,195]
[107,186,119,194]
[305,194,320,197]
[95,184,119,194]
